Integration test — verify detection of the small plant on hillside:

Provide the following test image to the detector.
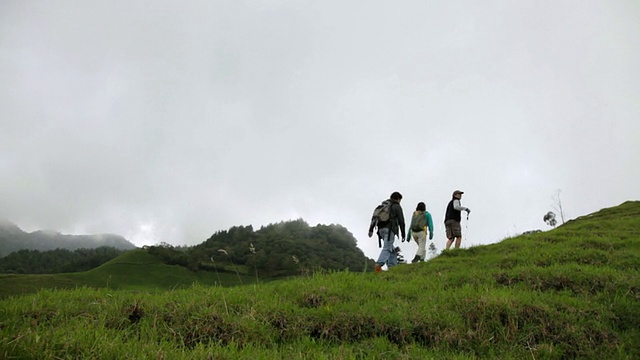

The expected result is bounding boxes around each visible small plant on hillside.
[249,243,259,283]
[543,211,557,227]
[427,242,438,260]
[218,249,243,284]
[551,189,566,224]
[208,256,230,314]
[292,255,311,276]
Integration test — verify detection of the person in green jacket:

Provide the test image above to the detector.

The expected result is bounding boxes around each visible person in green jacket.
[405,202,434,263]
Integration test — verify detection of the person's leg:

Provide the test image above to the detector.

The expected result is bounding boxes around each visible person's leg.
[445,220,454,250]
[411,232,420,262]
[416,231,427,260]
[453,221,462,249]
[388,248,398,267]
[375,228,393,271]
[386,230,398,267]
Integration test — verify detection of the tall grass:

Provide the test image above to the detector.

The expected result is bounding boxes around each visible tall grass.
[0,201,638,359]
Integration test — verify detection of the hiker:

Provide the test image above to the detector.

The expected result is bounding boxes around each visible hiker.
[368,191,406,272]
[405,202,434,263]
[444,190,470,249]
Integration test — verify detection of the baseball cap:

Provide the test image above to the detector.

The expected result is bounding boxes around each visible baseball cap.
[452,190,464,196]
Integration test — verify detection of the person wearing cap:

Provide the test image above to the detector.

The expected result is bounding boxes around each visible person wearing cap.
[444,190,471,249]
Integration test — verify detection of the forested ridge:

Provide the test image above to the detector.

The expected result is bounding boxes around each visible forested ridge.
[0,247,128,274]
[147,219,375,277]
[0,219,374,277]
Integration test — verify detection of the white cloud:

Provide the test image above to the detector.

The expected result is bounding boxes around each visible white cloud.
[1,1,638,260]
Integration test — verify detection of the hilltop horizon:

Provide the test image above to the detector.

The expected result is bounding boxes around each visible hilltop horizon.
[1,199,638,358]
[4,199,638,256]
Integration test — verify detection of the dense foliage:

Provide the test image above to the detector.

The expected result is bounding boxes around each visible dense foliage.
[0,247,128,274]
[146,219,375,277]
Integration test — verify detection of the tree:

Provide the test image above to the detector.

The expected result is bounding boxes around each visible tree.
[551,189,566,224]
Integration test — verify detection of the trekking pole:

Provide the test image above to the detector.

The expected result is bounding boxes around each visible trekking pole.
[465,213,470,244]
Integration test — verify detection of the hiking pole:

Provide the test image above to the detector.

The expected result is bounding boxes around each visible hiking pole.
[465,213,470,244]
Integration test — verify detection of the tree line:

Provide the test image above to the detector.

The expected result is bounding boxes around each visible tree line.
[1,220,375,277]
[0,247,127,274]
[146,219,375,277]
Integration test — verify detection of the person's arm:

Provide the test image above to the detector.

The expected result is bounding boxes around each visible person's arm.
[426,212,434,239]
[368,217,376,237]
[453,199,470,213]
[396,204,406,239]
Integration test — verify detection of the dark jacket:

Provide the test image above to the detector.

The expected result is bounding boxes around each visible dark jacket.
[445,199,461,223]
[370,199,406,238]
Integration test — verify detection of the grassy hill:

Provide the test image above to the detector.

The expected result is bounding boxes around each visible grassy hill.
[0,201,638,359]
[0,249,256,298]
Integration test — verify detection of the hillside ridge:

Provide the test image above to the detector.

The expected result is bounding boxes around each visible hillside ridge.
[0,220,136,257]
[1,200,638,358]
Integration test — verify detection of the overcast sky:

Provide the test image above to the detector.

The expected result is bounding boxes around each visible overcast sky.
[1,1,638,260]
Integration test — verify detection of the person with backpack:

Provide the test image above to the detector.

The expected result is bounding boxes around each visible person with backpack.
[405,202,434,263]
[444,190,471,250]
[368,191,406,273]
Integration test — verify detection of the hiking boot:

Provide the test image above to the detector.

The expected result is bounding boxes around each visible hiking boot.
[411,255,421,263]
[374,264,383,273]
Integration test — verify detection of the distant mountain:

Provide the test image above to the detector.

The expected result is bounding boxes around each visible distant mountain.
[0,219,136,257]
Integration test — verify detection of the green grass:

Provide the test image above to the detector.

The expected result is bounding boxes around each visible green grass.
[0,249,257,298]
[0,201,638,359]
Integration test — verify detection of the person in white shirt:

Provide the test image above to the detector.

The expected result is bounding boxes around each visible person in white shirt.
[444,190,470,249]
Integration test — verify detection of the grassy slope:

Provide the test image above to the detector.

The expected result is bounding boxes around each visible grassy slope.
[0,249,256,298]
[0,201,638,359]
